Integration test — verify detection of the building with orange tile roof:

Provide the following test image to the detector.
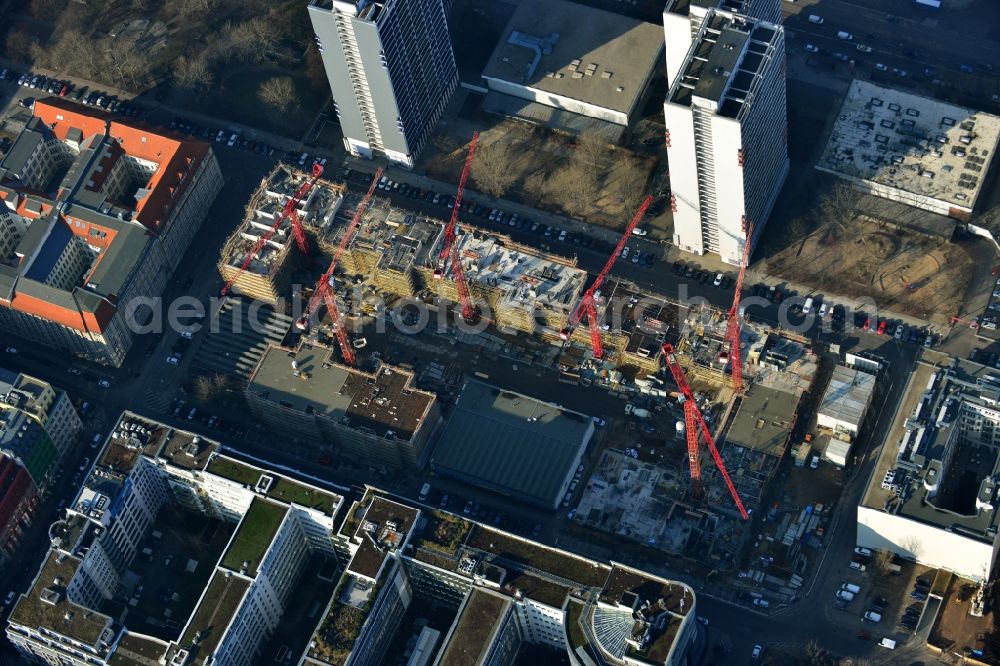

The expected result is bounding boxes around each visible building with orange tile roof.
[0,98,222,365]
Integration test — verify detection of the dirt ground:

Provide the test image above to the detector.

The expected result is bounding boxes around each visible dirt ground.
[930,576,994,656]
[420,113,658,230]
[761,208,974,324]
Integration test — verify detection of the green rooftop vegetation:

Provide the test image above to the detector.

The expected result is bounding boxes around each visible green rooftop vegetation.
[418,511,471,556]
[220,499,287,577]
[268,478,336,516]
[308,601,366,666]
[206,456,260,487]
[438,589,508,666]
[178,573,250,665]
[566,599,587,650]
[207,456,338,516]
[466,525,609,588]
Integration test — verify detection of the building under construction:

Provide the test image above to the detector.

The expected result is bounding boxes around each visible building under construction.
[218,166,346,303]
[219,166,662,353]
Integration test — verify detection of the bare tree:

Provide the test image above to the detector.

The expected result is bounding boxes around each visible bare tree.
[106,40,150,90]
[30,0,65,21]
[576,129,608,172]
[304,44,327,88]
[32,29,101,79]
[4,30,38,64]
[473,141,518,198]
[872,549,894,576]
[173,55,215,92]
[194,376,214,402]
[227,18,280,64]
[547,163,594,218]
[210,373,231,394]
[819,180,864,226]
[257,76,297,113]
[614,156,649,219]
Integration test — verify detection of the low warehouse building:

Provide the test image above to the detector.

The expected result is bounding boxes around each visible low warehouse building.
[817,80,1000,221]
[817,365,877,439]
[480,0,663,138]
[430,380,594,510]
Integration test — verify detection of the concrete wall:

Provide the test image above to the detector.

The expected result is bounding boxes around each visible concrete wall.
[857,505,995,581]
[664,102,702,254]
[482,78,629,127]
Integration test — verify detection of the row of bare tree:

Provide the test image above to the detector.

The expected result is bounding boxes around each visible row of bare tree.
[468,128,650,226]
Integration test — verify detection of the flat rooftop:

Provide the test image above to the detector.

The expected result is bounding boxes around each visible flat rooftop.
[481,0,663,116]
[818,80,1000,211]
[818,365,876,432]
[862,361,1000,541]
[173,570,251,666]
[437,588,511,666]
[346,495,418,580]
[246,344,435,441]
[8,551,112,648]
[205,454,341,516]
[668,10,781,118]
[599,565,693,615]
[464,524,610,588]
[723,384,797,457]
[220,497,287,577]
[430,380,593,508]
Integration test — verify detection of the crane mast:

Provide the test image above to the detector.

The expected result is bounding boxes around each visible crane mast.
[297,169,383,366]
[221,163,324,296]
[661,343,749,519]
[433,132,480,322]
[560,195,652,358]
[724,220,753,395]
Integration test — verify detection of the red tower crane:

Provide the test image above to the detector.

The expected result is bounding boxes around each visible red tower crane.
[297,168,384,366]
[661,343,749,520]
[723,220,753,395]
[220,163,324,296]
[433,132,479,322]
[560,195,653,359]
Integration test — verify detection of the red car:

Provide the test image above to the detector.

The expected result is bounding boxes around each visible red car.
[863,318,871,331]
[58,84,69,97]
[877,320,887,335]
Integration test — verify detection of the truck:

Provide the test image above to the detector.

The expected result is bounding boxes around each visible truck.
[418,483,431,501]
[625,403,651,419]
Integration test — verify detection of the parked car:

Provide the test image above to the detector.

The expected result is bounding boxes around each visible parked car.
[751,645,763,660]
[804,44,819,53]
[4,590,15,606]
[97,379,111,388]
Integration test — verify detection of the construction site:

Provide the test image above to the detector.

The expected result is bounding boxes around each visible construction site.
[212,142,823,572]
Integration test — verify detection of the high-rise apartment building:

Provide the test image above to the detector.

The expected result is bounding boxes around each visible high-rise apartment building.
[663,0,780,87]
[663,7,788,264]
[307,0,458,168]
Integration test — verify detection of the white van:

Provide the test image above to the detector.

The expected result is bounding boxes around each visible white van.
[878,638,896,650]
[802,297,814,314]
[818,302,828,318]
[418,483,431,501]
[808,14,824,24]
[837,31,853,40]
